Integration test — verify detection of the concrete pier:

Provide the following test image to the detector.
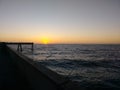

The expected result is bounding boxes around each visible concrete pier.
[0,43,32,89]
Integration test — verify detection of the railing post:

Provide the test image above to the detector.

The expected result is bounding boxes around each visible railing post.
[31,43,34,52]
[20,44,22,52]
[17,44,20,51]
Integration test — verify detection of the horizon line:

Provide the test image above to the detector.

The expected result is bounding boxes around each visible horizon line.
[1,41,120,45]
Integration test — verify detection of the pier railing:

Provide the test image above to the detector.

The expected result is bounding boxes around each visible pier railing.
[6,42,34,52]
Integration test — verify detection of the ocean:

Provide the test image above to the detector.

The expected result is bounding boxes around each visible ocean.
[11,44,120,89]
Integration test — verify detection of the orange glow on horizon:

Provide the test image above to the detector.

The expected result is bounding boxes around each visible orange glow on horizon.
[0,33,120,44]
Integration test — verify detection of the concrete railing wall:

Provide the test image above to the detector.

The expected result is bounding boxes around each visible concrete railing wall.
[5,46,67,90]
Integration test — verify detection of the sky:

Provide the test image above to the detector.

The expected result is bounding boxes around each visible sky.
[0,0,120,44]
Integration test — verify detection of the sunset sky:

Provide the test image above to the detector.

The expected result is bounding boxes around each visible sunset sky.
[0,0,120,44]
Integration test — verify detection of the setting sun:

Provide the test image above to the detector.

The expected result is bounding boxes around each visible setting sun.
[41,37,49,44]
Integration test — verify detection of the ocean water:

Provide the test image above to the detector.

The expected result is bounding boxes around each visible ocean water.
[11,44,120,89]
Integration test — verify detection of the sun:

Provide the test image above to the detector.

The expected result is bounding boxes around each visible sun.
[43,39,48,44]
[41,37,49,44]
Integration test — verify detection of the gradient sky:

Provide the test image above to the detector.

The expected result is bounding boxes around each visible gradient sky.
[0,0,120,44]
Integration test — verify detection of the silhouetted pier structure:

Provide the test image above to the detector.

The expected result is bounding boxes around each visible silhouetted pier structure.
[0,42,79,90]
[6,42,34,52]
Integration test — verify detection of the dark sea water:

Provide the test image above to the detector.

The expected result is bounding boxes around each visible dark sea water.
[11,44,120,89]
